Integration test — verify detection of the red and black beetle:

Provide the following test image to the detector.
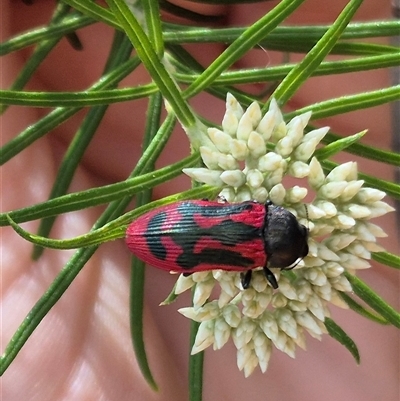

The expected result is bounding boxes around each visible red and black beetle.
[125,199,309,289]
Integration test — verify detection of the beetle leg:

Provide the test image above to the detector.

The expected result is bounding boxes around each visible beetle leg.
[263,266,278,289]
[240,270,252,289]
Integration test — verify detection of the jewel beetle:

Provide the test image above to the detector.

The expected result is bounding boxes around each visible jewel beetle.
[125,199,309,289]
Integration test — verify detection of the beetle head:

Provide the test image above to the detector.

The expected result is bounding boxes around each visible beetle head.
[264,203,309,269]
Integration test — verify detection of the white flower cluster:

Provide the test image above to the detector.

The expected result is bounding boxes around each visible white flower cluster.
[177,94,394,376]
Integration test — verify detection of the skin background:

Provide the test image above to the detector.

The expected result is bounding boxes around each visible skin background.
[1,1,399,400]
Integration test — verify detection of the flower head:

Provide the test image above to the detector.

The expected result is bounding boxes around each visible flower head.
[177,94,394,376]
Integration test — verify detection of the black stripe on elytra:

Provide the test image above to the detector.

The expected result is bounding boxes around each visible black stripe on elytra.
[146,211,168,260]
[177,201,253,218]
[176,247,254,269]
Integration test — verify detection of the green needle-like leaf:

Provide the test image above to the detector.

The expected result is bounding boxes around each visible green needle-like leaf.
[0,153,201,226]
[372,252,400,269]
[345,273,400,328]
[338,292,389,325]
[0,246,99,376]
[106,0,195,127]
[325,318,360,364]
[314,131,366,160]
[129,92,162,391]
[0,57,142,165]
[184,0,306,99]
[32,32,135,260]
[271,0,364,106]
[130,257,159,391]
[6,185,216,250]
[292,85,400,120]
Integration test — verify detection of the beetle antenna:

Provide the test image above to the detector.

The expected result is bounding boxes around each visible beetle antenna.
[304,204,310,231]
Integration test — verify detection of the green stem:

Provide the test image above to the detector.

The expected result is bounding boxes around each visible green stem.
[188,300,204,401]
